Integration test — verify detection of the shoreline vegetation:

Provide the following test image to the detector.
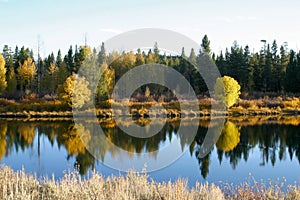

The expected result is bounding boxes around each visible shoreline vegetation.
[0,166,299,200]
[1,36,300,121]
[1,96,300,119]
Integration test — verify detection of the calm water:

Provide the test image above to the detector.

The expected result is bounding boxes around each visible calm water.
[0,117,300,187]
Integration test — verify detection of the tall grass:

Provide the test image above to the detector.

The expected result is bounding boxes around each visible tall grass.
[0,166,224,200]
[0,166,299,200]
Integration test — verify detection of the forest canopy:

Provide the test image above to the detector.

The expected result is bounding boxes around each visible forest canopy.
[0,35,299,105]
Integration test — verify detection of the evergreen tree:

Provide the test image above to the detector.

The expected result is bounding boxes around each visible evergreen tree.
[280,45,289,92]
[57,61,69,86]
[286,50,297,92]
[74,46,92,73]
[296,52,300,92]
[97,42,106,64]
[201,34,211,55]
[74,45,80,73]
[56,50,63,67]
[256,48,266,92]
[181,47,186,60]
[2,45,13,65]
[248,54,259,92]
[18,46,31,65]
[212,53,216,62]
[13,46,19,70]
[216,51,226,75]
[226,41,248,90]
[262,44,272,91]
[189,48,197,65]
[271,40,281,92]
[66,46,74,74]
[48,52,55,65]
[153,42,160,62]
[2,46,15,92]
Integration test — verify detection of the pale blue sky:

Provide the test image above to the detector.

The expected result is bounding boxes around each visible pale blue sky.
[1,0,300,56]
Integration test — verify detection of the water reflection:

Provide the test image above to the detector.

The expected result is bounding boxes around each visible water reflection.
[195,118,300,179]
[0,117,299,180]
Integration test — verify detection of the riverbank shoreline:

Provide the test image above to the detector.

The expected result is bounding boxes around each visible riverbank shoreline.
[0,107,299,119]
[1,97,300,119]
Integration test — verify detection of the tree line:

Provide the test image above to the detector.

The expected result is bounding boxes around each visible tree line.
[0,35,300,103]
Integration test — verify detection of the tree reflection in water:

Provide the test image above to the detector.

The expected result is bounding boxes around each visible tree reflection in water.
[0,117,299,178]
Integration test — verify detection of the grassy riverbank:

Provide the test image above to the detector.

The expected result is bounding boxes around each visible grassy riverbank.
[0,96,300,119]
[0,166,299,200]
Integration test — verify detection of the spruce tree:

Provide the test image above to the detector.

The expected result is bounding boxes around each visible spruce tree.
[201,34,211,55]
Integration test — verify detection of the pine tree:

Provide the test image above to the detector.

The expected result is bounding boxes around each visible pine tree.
[296,52,300,92]
[226,41,248,89]
[66,46,74,74]
[3,46,15,94]
[271,40,281,92]
[286,50,297,92]
[74,46,92,73]
[3,45,13,64]
[262,44,272,91]
[18,46,31,65]
[248,54,259,92]
[181,47,186,59]
[216,51,226,75]
[97,42,106,64]
[201,34,211,55]
[280,45,289,92]
[256,48,266,92]
[56,50,63,67]
[74,45,80,73]
[57,61,69,86]
[189,48,197,65]
[13,46,19,70]
[153,42,160,62]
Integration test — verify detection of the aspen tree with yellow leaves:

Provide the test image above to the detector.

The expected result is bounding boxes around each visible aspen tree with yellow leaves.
[0,54,7,94]
[17,57,36,92]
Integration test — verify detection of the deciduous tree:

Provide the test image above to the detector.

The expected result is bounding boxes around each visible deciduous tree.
[0,54,7,94]
[214,76,241,108]
[17,57,36,92]
[61,74,91,109]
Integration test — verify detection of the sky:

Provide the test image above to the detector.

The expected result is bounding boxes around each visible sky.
[1,0,300,57]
